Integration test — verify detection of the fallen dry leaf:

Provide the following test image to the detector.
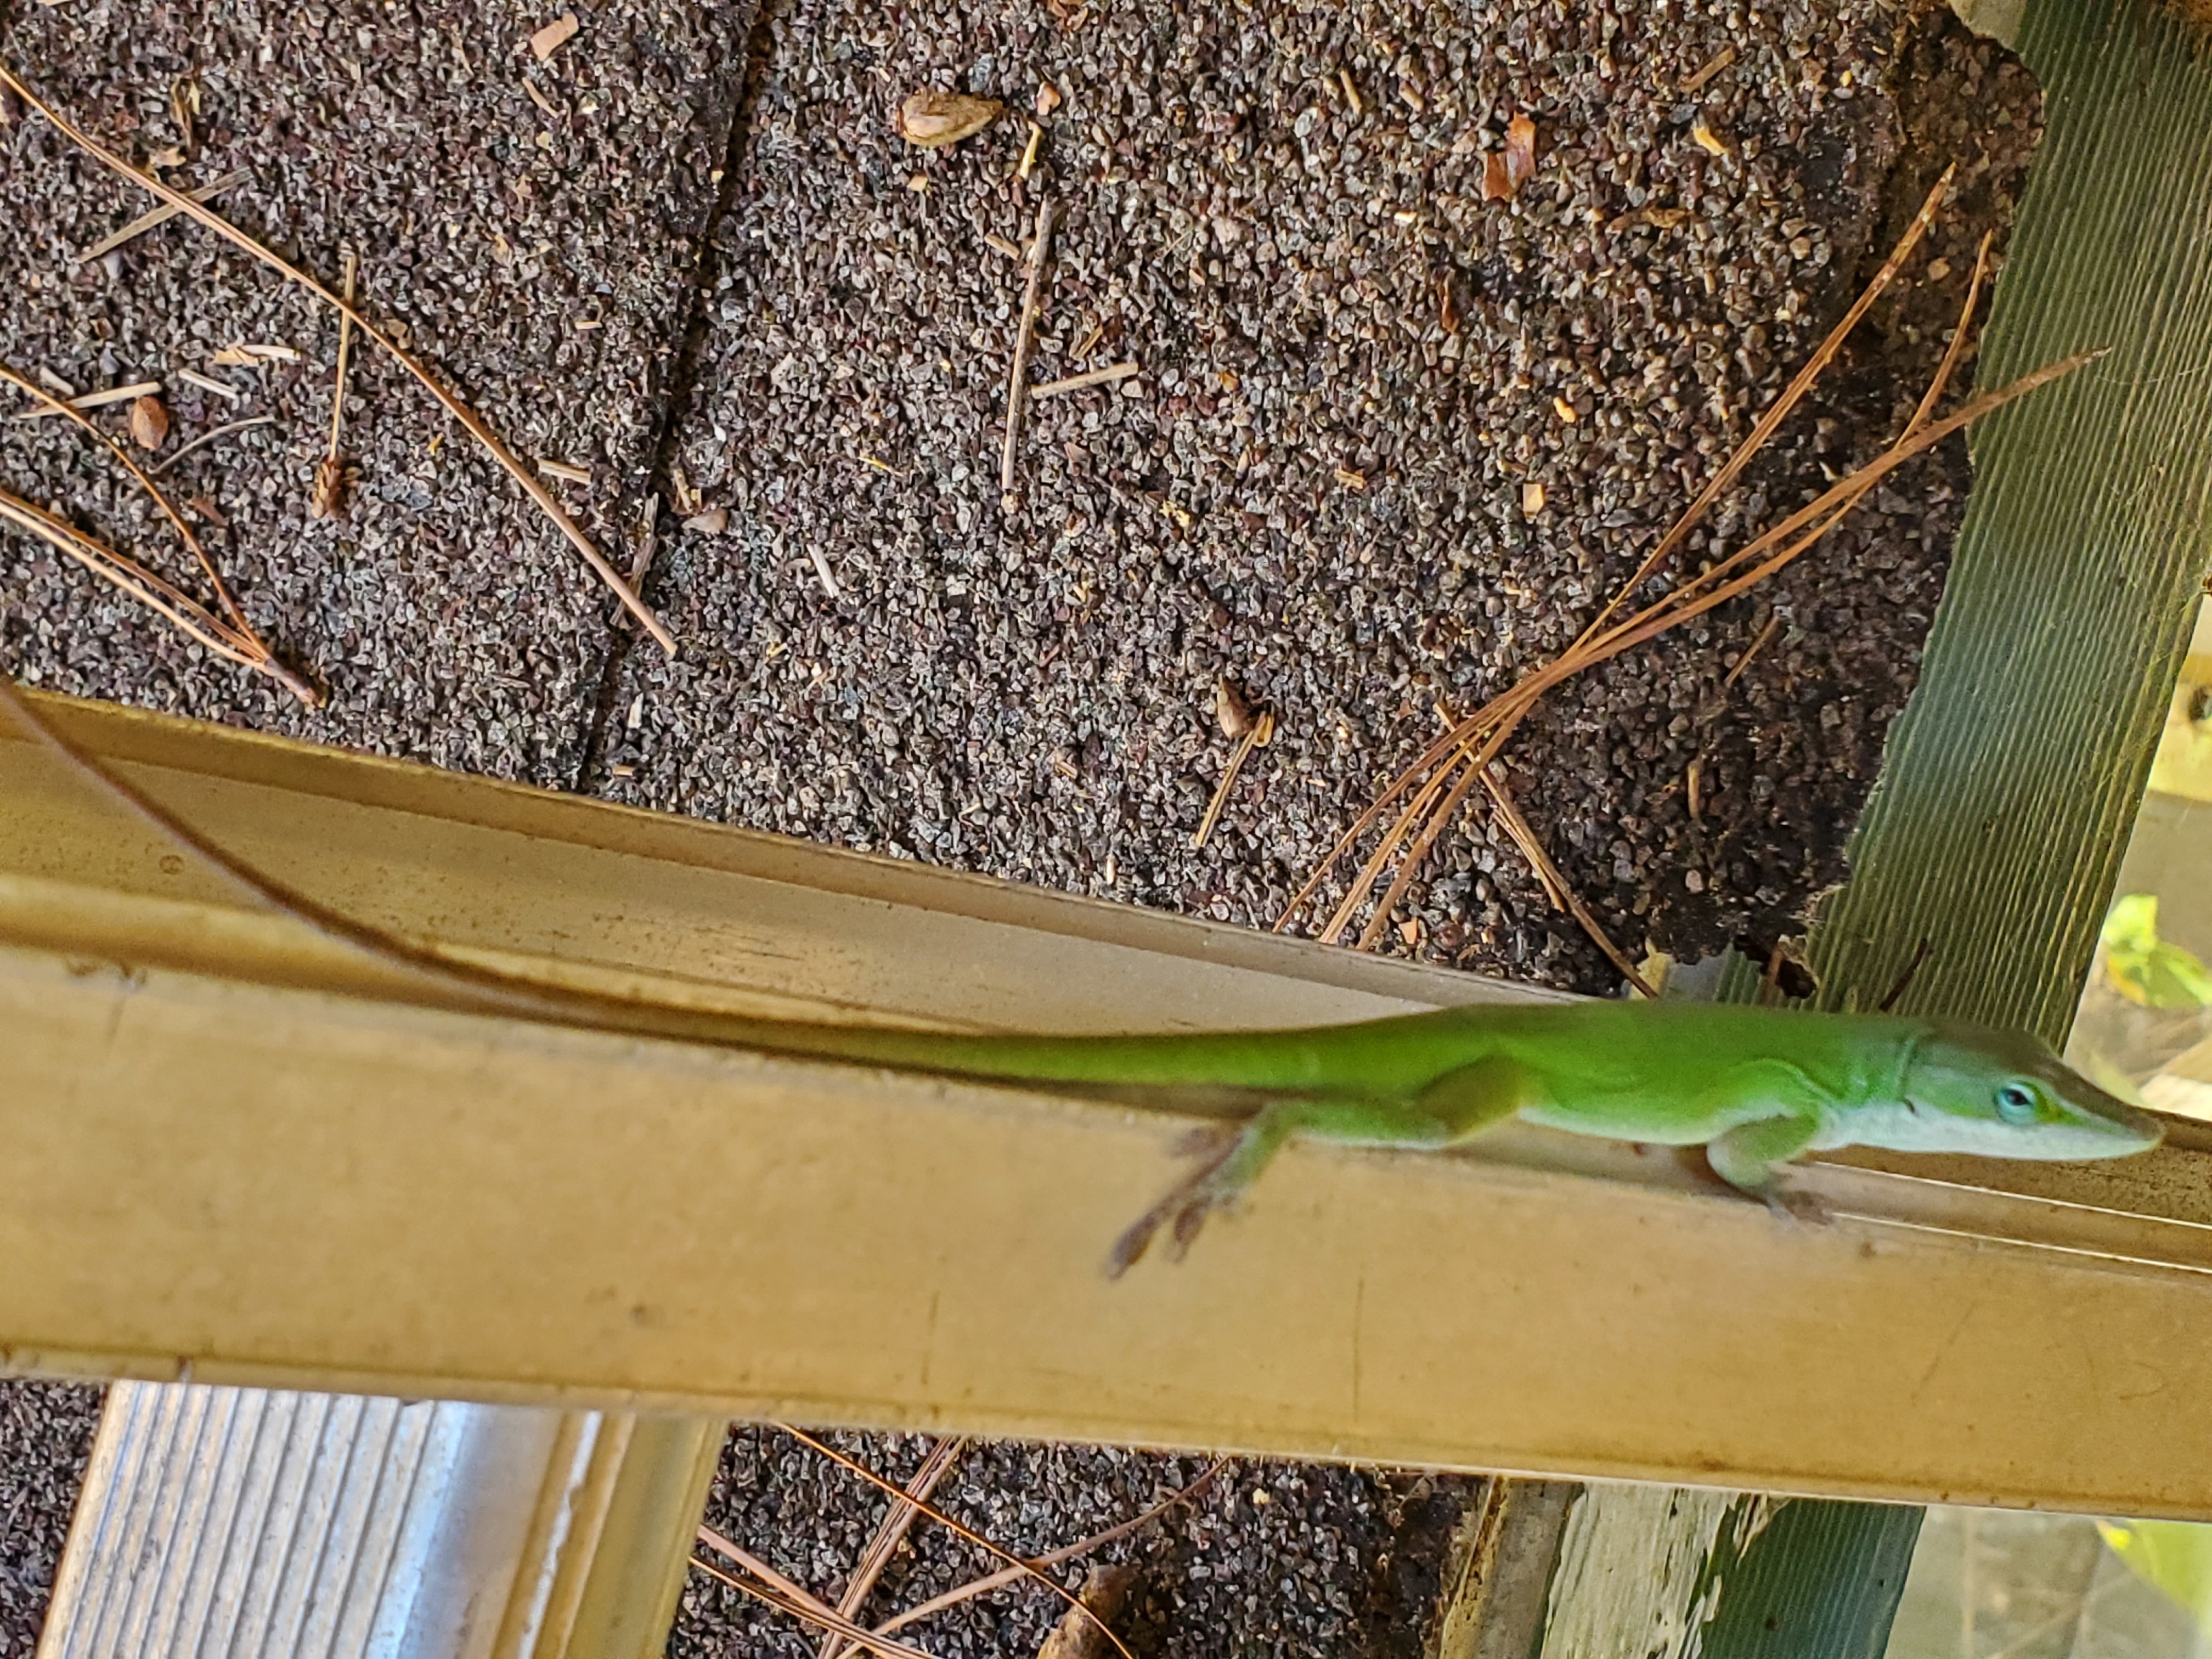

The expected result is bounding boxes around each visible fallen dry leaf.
[1691,117,1732,157]
[1437,269,1460,334]
[128,394,169,451]
[1035,82,1061,117]
[897,89,1003,148]
[1485,114,1539,199]
[1036,1565,1139,1659]
[682,507,729,534]
[1215,676,1254,741]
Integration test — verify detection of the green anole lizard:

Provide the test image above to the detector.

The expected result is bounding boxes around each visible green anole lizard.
[2,680,2163,1276]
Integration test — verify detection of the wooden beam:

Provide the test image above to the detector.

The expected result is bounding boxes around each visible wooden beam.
[7,698,2212,1516]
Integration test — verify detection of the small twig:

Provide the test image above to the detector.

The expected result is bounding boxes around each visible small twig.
[999,196,1058,504]
[819,1437,966,1659]
[1478,768,1658,996]
[76,167,246,263]
[778,1424,1137,1659]
[536,458,591,484]
[869,1459,1227,1644]
[147,414,275,476]
[174,368,244,402]
[312,250,357,518]
[1877,935,1936,1013]
[1193,707,1271,849]
[0,64,676,652]
[1032,362,1139,399]
[9,380,161,420]
[689,1544,943,1659]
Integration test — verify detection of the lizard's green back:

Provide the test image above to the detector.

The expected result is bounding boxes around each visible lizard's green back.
[782,998,1920,1141]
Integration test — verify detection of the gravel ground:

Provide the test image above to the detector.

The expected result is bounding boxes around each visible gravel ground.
[0,0,2039,1651]
[679,1431,1471,1659]
[601,0,2038,984]
[0,1383,99,1659]
[0,0,750,778]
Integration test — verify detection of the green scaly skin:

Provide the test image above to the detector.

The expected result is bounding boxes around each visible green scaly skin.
[726,998,2164,1274]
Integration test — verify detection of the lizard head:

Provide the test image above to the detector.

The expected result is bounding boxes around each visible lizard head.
[1893,1020,2164,1161]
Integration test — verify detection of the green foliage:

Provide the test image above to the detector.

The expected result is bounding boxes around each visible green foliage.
[2099,1519,2212,1632]
[2101,894,2212,1010]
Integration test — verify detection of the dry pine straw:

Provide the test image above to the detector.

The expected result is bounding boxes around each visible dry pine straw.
[0,63,674,652]
[1277,176,2068,980]
[689,1436,1226,1659]
[0,363,316,703]
[0,67,2063,984]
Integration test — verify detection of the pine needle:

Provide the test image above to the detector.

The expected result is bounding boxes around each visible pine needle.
[868,1459,1228,1643]
[1274,169,2088,976]
[690,1540,945,1659]
[777,1424,1138,1659]
[0,370,318,705]
[818,1437,967,1659]
[0,64,675,653]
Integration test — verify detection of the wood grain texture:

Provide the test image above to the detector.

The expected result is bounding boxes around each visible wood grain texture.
[1810,0,2212,1039]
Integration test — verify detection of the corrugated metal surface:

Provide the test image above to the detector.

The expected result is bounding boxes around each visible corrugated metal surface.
[35,1384,595,1659]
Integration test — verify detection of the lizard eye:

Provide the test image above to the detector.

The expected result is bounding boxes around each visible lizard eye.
[1994,1082,2039,1125]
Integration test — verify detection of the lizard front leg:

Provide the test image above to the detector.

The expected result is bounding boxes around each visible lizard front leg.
[1108,1057,1536,1276]
[1703,1113,1825,1219]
